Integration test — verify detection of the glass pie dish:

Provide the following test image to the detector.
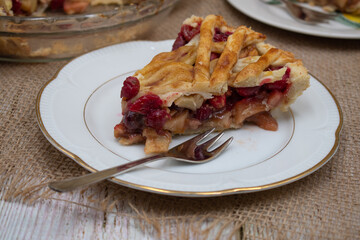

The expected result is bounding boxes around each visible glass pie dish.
[0,0,178,62]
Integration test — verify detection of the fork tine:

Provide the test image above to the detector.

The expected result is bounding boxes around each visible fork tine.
[208,137,233,157]
[198,131,224,150]
[308,10,336,18]
[303,14,329,23]
[185,128,215,145]
[303,9,335,20]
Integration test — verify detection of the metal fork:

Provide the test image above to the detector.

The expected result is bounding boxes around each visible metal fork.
[48,128,233,192]
[263,0,338,24]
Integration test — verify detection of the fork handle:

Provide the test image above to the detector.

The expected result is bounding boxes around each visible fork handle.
[48,154,165,192]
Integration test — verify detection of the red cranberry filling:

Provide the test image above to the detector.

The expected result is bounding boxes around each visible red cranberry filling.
[121,93,169,133]
[181,24,201,42]
[145,109,170,131]
[172,35,187,51]
[172,23,201,51]
[264,67,291,93]
[123,111,144,132]
[210,52,220,61]
[282,67,291,80]
[236,86,261,97]
[194,104,213,121]
[172,25,233,51]
[209,95,226,109]
[11,0,22,14]
[129,94,163,114]
[264,80,288,92]
[121,76,140,100]
[213,28,233,42]
[50,0,65,10]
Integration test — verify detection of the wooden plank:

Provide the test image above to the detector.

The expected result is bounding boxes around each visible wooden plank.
[0,185,237,240]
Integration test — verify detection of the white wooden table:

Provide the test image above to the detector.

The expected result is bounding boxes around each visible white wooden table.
[0,189,238,239]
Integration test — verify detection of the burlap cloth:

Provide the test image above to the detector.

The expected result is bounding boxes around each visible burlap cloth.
[1,0,359,239]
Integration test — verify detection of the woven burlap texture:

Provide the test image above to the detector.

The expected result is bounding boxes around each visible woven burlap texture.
[1,0,359,239]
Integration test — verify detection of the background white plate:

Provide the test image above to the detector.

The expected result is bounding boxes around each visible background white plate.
[227,0,360,39]
[37,40,342,197]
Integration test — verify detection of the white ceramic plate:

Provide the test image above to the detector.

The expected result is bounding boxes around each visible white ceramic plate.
[37,40,342,197]
[227,0,360,39]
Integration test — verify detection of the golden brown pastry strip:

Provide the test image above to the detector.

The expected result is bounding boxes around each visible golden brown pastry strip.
[193,15,227,93]
[231,48,280,87]
[210,27,246,94]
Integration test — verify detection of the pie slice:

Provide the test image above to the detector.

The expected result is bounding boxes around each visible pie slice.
[114,15,310,154]
[297,0,360,14]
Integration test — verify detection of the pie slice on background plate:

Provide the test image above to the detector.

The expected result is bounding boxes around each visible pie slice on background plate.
[114,14,310,154]
[297,0,360,14]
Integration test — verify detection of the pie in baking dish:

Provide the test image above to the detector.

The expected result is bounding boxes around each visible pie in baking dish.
[297,0,360,14]
[0,0,141,16]
[114,15,310,154]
